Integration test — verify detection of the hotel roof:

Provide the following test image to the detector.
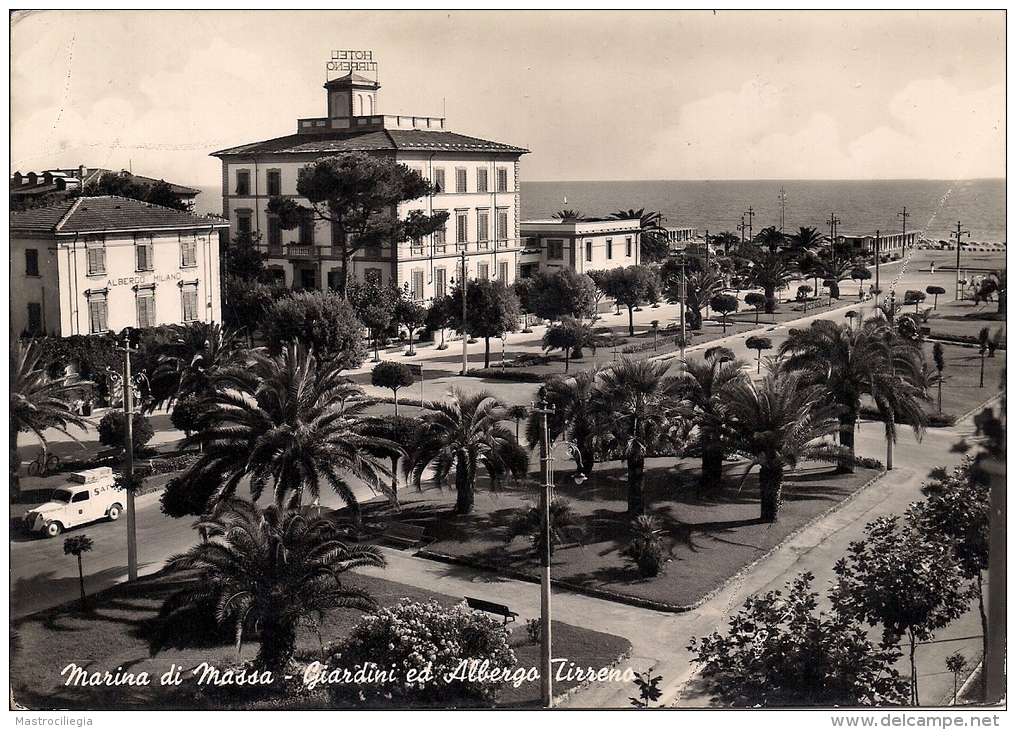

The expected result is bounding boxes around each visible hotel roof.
[10,196,228,235]
[212,128,529,157]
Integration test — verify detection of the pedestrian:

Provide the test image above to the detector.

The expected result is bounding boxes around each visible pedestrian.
[930,261,936,274]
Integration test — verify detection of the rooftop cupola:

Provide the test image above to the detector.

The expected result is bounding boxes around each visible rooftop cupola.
[325,71,380,121]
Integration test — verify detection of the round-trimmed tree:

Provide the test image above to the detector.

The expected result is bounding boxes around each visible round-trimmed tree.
[371,361,415,417]
[926,285,946,310]
[744,292,767,324]
[710,294,739,333]
[744,335,773,374]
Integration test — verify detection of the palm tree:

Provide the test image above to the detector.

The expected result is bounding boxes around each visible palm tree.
[408,389,529,515]
[542,317,597,372]
[154,497,385,672]
[525,370,600,479]
[611,208,669,262]
[788,226,824,253]
[872,367,929,471]
[679,351,749,491]
[754,226,786,254]
[724,368,841,522]
[553,209,587,221]
[802,251,862,299]
[712,231,740,256]
[63,535,94,608]
[505,404,529,442]
[591,359,685,515]
[505,497,584,558]
[780,318,927,472]
[10,339,91,502]
[178,343,395,514]
[147,322,245,411]
[743,249,796,313]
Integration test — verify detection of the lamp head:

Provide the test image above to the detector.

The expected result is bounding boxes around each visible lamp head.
[573,472,587,485]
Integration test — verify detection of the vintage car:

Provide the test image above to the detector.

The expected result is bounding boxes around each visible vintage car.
[23,467,123,537]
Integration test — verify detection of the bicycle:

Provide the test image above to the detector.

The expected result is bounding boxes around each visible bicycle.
[27,451,61,477]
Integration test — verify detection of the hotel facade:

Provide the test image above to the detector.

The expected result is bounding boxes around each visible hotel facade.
[519,218,642,279]
[10,196,228,337]
[211,71,529,301]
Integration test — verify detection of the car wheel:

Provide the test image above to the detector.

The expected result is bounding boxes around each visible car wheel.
[27,460,40,477]
[108,504,122,521]
[45,521,63,538]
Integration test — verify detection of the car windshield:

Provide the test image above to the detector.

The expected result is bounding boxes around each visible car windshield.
[50,490,73,504]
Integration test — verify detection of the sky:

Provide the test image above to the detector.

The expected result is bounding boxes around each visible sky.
[9,10,1007,192]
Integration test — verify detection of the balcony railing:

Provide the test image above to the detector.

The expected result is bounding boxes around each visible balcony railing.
[286,244,315,258]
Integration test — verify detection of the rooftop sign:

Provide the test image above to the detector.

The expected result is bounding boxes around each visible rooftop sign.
[328,50,377,73]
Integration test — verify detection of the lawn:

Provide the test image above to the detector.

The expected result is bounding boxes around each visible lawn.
[360,457,882,612]
[11,570,631,710]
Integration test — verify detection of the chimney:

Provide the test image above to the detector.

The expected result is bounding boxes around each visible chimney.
[12,172,22,186]
[78,165,88,179]
[27,172,38,185]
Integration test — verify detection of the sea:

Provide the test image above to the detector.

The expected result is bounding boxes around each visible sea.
[520,179,1007,245]
[193,178,1007,245]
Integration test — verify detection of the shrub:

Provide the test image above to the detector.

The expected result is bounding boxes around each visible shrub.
[98,411,154,452]
[525,617,541,645]
[330,599,516,705]
[463,368,547,383]
[262,290,368,367]
[620,514,665,578]
[796,285,813,301]
[169,396,208,436]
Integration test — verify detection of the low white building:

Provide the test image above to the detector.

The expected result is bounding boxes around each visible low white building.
[519,218,642,278]
[10,196,228,337]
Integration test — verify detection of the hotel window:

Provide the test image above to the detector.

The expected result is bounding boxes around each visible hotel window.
[26,303,43,335]
[411,234,424,257]
[498,261,509,283]
[268,216,283,251]
[236,169,251,196]
[625,237,633,257]
[136,237,154,272]
[410,270,425,301]
[496,208,509,241]
[364,268,382,284]
[181,286,199,322]
[136,286,156,328]
[547,239,564,260]
[25,248,40,277]
[585,241,593,263]
[433,214,447,252]
[606,238,613,260]
[236,210,252,237]
[266,169,282,197]
[497,167,509,193]
[86,243,106,275]
[433,168,446,193]
[455,168,467,194]
[299,211,315,247]
[180,236,197,267]
[87,292,108,334]
[455,211,469,246]
[476,167,488,193]
[477,209,490,244]
[477,262,489,280]
[327,270,342,291]
[435,267,447,299]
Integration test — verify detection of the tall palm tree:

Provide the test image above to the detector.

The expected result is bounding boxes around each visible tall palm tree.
[525,369,599,479]
[780,318,927,472]
[743,249,796,313]
[153,497,385,672]
[408,389,529,515]
[712,231,741,256]
[871,368,930,471]
[724,368,841,522]
[590,359,685,515]
[788,226,824,253]
[611,208,669,262]
[177,343,395,514]
[680,351,750,491]
[10,339,91,501]
[147,322,245,411]
[800,250,863,299]
[754,226,787,254]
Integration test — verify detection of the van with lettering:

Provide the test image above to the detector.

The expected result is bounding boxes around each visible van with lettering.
[23,467,123,538]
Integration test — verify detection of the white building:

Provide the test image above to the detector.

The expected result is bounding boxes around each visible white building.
[211,71,529,301]
[10,196,228,337]
[519,218,642,278]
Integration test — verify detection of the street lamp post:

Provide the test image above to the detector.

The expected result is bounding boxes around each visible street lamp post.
[534,388,555,708]
[115,330,140,582]
[874,230,881,307]
[951,221,969,300]
[454,251,468,374]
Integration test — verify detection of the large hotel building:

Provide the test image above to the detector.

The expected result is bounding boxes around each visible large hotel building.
[212,71,529,301]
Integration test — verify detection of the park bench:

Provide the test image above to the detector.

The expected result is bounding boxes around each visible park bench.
[465,596,519,625]
[382,522,427,548]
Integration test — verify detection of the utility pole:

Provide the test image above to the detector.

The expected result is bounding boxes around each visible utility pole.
[459,250,468,375]
[534,387,555,708]
[897,206,909,257]
[827,213,841,256]
[778,187,786,232]
[679,250,687,369]
[116,330,139,582]
[874,230,881,307]
[951,221,969,300]
[737,215,747,245]
[743,206,755,243]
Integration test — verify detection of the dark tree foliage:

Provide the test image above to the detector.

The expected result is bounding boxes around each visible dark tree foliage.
[76,173,188,211]
[710,294,739,333]
[98,411,154,452]
[542,317,597,372]
[347,280,399,361]
[589,266,659,336]
[744,335,773,373]
[514,268,598,321]
[425,294,456,350]
[371,361,415,417]
[169,396,209,437]
[262,290,368,368]
[450,279,520,369]
[689,572,909,707]
[744,292,767,324]
[831,515,971,706]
